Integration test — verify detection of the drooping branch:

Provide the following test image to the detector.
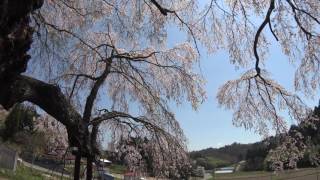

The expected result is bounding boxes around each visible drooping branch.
[217,70,309,136]
[253,0,275,76]
[148,0,200,54]
[286,1,312,40]
[149,0,175,16]
[91,111,155,127]
[96,109,189,178]
[286,0,320,40]
[286,0,320,24]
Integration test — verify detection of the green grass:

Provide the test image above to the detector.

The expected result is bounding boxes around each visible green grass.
[108,164,126,174]
[209,168,320,180]
[210,170,269,179]
[206,156,231,168]
[0,164,71,180]
[0,165,46,180]
[0,162,125,180]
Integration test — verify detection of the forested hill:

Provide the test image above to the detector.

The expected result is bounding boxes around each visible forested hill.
[190,101,320,171]
[189,142,253,169]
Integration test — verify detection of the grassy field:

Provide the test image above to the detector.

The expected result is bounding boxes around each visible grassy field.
[0,164,68,180]
[0,164,124,180]
[108,164,126,174]
[210,168,320,180]
[206,157,231,168]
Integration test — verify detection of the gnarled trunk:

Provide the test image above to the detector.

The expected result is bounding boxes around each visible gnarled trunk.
[0,1,94,179]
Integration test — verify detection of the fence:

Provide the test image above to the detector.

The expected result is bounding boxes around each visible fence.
[0,144,18,171]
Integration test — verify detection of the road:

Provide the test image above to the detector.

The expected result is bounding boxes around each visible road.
[20,160,71,179]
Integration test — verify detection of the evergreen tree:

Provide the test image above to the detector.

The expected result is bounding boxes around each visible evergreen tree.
[2,104,38,140]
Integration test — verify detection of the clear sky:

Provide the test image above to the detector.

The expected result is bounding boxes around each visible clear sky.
[173,50,262,151]
[167,19,319,152]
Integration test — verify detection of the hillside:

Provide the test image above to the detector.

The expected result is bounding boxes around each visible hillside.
[191,103,320,171]
[190,142,253,169]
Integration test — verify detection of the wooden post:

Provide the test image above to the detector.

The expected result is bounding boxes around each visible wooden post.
[74,154,81,180]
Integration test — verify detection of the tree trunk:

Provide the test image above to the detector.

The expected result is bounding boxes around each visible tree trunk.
[74,154,82,180]
[86,156,93,180]
[0,0,88,155]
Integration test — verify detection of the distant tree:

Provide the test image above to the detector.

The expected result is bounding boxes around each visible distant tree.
[2,104,38,140]
[0,104,50,163]
[245,137,278,171]
[194,157,215,170]
[190,143,253,170]
[13,130,47,164]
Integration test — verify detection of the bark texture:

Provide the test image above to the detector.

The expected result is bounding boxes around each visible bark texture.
[0,0,90,157]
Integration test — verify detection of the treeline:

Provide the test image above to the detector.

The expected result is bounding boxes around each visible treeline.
[190,101,320,171]
[244,136,278,171]
[189,143,253,170]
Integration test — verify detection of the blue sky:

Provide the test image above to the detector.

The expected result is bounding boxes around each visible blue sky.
[173,50,262,151]
[172,44,317,151]
[167,21,319,152]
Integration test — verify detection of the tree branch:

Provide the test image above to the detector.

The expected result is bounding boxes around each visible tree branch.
[83,59,112,122]
[149,0,200,55]
[0,75,86,148]
[149,0,174,16]
[254,0,275,76]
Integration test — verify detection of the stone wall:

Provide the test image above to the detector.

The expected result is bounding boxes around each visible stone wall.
[0,144,17,171]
